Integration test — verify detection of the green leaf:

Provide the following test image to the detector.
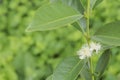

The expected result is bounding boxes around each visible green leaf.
[79,17,87,32]
[90,0,103,9]
[72,22,82,31]
[72,17,87,33]
[94,0,103,8]
[81,64,92,80]
[50,0,85,14]
[26,2,82,31]
[95,50,111,79]
[53,56,85,80]
[46,75,53,80]
[92,21,120,46]
[50,0,86,32]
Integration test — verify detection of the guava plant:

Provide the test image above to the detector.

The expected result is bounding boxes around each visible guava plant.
[26,0,120,80]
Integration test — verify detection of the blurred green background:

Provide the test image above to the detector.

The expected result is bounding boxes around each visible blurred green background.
[0,0,120,80]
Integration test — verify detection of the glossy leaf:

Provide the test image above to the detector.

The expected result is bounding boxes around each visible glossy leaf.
[79,17,87,32]
[50,0,85,14]
[92,21,120,46]
[53,56,85,80]
[72,17,87,33]
[72,22,82,31]
[90,0,103,9]
[50,0,86,32]
[81,64,92,80]
[62,0,86,32]
[26,2,82,31]
[95,50,111,78]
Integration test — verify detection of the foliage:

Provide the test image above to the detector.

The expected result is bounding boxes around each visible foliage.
[26,0,120,80]
[0,0,120,80]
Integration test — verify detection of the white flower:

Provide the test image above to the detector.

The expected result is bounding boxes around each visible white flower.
[77,42,101,59]
[77,45,92,59]
[90,42,101,53]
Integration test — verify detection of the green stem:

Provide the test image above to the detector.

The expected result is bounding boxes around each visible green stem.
[90,58,95,80]
[85,0,90,46]
[87,0,90,39]
[86,0,95,80]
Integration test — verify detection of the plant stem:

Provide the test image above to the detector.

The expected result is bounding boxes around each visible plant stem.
[86,0,95,80]
[87,0,90,39]
[90,58,95,80]
[85,0,90,46]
